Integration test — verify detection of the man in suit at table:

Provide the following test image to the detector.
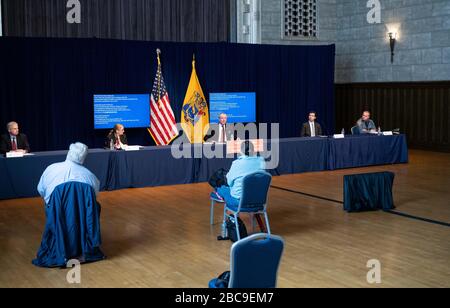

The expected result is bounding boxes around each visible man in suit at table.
[301,112,322,137]
[204,113,236,143]
[0,121,31,155]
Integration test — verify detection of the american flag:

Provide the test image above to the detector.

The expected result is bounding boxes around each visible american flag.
[148,61,178,146]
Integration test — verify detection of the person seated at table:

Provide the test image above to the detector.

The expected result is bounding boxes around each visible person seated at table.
[37,142,100,205]
[215,141,266,204]
[0,121,31,155]
[301,111,322,137]
[356,111,377,134]
[105,124,128,150]
[204,113,237,143]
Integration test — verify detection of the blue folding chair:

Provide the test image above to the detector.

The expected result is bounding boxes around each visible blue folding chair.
[209,233,284,288]
[210,191,226,225]
[351,126,360,135]
[222,171,272,241]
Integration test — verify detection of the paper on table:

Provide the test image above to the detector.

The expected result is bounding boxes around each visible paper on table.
[6,152,24,158]
[123,145,142,151]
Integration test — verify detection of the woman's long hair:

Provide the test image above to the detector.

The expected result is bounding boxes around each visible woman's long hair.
[108,124,123,139]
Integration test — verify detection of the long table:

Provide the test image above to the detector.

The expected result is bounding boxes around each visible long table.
[0,135,408,200]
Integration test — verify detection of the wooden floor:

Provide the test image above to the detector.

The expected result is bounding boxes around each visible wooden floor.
[0,150,449,288]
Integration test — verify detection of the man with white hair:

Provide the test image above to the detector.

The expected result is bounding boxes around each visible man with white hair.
[0,121,30,155]
[37,142,100,204]
[204,113,237,143]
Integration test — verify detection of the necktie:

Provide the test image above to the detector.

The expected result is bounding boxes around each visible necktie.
[221,125,225,143]
[311,122,315,137]
[11,137,17,151]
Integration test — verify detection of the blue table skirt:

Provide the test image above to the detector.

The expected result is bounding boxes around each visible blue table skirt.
[0,149,109,200]
[328,135,408,170]
[105,146,197,190]
[344,171,396,212]
[272,137,329,175]
[0,135,408,200]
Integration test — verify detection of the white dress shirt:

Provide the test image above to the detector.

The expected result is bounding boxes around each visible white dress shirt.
[218,124,227,143]
[10,135,18,149]
[309,121,316,137]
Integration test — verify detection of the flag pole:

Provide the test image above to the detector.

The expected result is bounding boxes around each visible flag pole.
[156,48,162,109]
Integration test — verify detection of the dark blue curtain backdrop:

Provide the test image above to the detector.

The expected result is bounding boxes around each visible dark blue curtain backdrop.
[0,37,335,151]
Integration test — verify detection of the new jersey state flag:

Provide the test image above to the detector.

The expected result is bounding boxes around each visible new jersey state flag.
[181,56,209,143]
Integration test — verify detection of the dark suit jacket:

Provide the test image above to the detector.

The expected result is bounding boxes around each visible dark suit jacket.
[204,124,237,143]
[301,122,322,137]
[105,134,128,149]
[0,133,30,154]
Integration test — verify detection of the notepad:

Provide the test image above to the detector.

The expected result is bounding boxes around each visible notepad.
[123,145,141,151]
[6,152,25,158]
[333,134,345,139]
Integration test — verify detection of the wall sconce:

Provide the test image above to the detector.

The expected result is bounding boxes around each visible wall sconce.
[388,32,397,63]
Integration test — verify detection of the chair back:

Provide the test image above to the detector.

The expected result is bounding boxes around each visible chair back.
[239,171,272,211]
[32,181,104,267]
[229,233,284,288]
[351,126,360,135]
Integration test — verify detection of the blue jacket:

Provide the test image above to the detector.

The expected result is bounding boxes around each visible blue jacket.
[32,182,104,267]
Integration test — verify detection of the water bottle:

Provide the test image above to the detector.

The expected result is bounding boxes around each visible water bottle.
[110,139,114,151]
[378,126,382,135]
[341,128,345,135]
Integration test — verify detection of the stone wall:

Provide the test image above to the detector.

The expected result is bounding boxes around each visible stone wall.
[244,0,450,82]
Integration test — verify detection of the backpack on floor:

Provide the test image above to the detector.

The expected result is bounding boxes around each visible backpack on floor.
[226,215,248,242]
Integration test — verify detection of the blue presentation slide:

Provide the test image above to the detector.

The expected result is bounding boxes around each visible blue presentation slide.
[94,94,150,129]
[209,92,256,123]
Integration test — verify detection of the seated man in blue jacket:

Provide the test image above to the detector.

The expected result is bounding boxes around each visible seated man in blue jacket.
[215,141,266,204]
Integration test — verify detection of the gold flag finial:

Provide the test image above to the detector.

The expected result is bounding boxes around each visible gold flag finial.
[156,48,161,66]
[156,48,162,109]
